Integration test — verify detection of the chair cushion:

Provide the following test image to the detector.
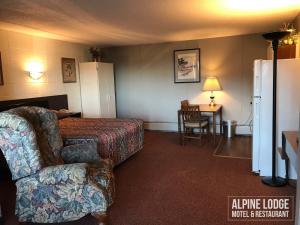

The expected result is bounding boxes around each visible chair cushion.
[184,121,208,128]
[38,163,88,185]
[15,165,110,223]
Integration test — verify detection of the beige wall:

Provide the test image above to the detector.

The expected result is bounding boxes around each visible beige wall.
[0,29,89,111]
[104,34,267,134]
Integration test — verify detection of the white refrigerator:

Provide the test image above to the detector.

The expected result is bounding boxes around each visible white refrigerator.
[252,58,300,179]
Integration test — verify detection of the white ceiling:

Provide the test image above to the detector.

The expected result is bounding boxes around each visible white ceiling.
[0,0,299,46]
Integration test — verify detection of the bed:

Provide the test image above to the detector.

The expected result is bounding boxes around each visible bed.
[59,117,144,167]
[0,95,144,167]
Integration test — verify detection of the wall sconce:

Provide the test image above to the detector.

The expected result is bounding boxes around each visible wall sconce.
[26,61,44,80]
[202,76,222,107]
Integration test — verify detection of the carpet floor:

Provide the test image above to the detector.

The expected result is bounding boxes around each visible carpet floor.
[214,135,252,159]
[0,131,296,225]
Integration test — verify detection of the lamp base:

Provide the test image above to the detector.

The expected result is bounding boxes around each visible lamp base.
[209,102,216,107]
[261,176,288,187]
[209,92,216,107]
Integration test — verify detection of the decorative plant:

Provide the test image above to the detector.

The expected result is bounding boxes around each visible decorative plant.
[89,47,102,62]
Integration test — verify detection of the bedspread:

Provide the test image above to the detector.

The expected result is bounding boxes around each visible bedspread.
[59,118,144,167]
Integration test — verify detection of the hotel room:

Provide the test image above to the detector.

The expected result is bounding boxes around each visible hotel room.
[0,1,300,225]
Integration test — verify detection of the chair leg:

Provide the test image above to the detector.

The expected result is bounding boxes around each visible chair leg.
[199,132,202,145]
[92,213,109,225]
[181,128,185,145]
[207,122,210,142]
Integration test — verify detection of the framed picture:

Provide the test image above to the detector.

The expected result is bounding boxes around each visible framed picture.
[0,52,3,86]
[174,48,200,83]
[61,57,76,83]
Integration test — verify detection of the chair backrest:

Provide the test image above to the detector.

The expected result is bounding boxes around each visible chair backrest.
[0,112,44,180]
[181,110,202,124]
[181,100,189,110]
[8,107,64,167]
[181,100,200,111]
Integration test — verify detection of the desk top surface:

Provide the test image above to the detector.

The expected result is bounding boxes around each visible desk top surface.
[179,104,222,113]
[198,104,222,112]
[283,131,298,153]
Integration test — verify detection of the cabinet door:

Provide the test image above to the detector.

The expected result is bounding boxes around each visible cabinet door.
[98,63,116,118]
[79,63,101,118]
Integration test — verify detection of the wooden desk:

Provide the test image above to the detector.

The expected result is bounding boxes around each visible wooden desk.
[178,104,223,144]
[281,131,298,180]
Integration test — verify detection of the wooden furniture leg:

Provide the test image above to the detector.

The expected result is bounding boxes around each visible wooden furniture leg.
[92,213,109,225]
[199,128,202,144]
[219,107,223,135]
[178,110,183,145]
[282,133,289,181]
[0,204,3,225]
[207,119,210,141]
[182,128,186,146]
[285,158,290,182]
[213,112,216,144]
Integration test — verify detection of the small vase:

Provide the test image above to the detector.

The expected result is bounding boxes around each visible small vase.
[93,56,101,62]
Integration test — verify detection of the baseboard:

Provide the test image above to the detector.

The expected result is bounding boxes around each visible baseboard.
[236,126,252,135]
[144,122,178,131]
[144,122,252,136]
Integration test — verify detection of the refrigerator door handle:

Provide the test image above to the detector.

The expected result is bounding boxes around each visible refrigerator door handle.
[254,60,262,97]
[255,101,260,117]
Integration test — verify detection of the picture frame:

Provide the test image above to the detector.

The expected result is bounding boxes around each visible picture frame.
[61,57,77,83]
[0,52,3,86]
[174,48,200,83]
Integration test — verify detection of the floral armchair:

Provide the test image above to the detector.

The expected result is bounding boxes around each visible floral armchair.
[0,107,114,224]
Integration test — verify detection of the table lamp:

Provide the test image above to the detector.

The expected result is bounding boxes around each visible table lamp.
[202,77,222,107]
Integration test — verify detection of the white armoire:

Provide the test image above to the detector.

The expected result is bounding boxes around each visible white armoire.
[79,62,116,118]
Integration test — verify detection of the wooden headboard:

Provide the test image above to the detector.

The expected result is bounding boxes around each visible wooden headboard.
[0,95,68,112]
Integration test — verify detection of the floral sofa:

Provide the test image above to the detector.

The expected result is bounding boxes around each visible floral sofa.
[0,107,114,223]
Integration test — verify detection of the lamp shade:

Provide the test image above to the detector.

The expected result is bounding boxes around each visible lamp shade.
[202,77,222,91]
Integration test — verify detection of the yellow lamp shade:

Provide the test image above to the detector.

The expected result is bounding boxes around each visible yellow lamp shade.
[202,77,222,91]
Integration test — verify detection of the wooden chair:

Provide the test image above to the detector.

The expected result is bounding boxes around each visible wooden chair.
[181,100,209,145]
[181,100,189,110]
[181,110,210,145]
[181,100,200,111]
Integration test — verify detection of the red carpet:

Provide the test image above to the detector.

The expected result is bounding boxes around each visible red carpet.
[0,131,296,225]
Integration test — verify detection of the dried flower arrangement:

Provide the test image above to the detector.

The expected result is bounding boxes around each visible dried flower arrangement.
[89,47,102,62]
